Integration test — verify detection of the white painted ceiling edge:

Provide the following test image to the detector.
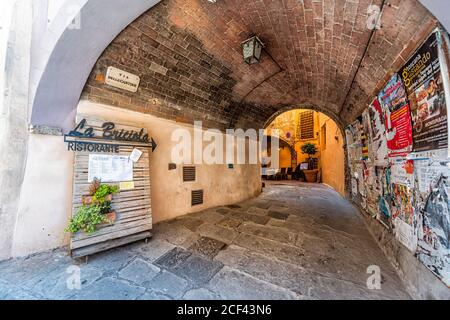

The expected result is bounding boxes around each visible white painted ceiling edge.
[30,0,450,132]
[419,0,450,35]
[31,0,161,131]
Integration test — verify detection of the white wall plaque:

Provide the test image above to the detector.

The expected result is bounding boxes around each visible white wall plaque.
[105,66,140,92]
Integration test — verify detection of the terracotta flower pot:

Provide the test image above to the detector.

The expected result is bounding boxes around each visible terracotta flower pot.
[303,169,318,183]
[105,211,116,223]
[82,196,93,205]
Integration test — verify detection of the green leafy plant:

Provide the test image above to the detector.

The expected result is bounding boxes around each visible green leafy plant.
[99,201,112,215]
[301,143,318,157]
[92,184,119,204]
[301,142,318,170]
[65,205,109,234]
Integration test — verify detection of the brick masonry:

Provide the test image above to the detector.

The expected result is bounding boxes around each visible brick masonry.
[82,0,437,129]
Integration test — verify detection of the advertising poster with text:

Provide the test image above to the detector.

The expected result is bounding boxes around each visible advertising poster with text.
[400,31,448,153]
[368,98,389,165]
[378,73,413,157]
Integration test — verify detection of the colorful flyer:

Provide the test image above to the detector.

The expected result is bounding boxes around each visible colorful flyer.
[368,98,389,165]
[378,73,413,157]
[400,30,448,153]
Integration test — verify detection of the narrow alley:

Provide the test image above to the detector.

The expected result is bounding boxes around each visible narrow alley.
[0,182,410,300]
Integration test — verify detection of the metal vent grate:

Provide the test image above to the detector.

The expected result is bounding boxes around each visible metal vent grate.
[191,189,204,206]
[183,166,196,182]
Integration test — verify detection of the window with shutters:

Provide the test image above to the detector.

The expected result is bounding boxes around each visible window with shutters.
[297,111,315,140]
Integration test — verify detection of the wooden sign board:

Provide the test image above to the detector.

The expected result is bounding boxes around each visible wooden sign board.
[70,116,152,258]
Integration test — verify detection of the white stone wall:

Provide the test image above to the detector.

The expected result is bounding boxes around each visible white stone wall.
[0,0,32,261]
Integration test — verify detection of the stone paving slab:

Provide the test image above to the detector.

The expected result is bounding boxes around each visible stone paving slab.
[268,210,289,220]
[237,221,297,244]
[146,271,188,299]
[72,277,145,300]
[133,238,176,262]
[233,233,306,266]
[183,288,221,300]
[118,258,160,286]
[188,237,227,259]
[229,211,271,225]
[216,217,242,230]
[25,264,103,300]
[172,254,223,284]
[197,223,238,244]
[0,182,412,300]
[207,267,300,300]
[154,247,192,270]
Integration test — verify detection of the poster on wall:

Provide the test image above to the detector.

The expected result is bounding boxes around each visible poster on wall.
[400,30,449,153]
[368,98,389,165]
[377,166,392,228]
[390,158,415,189]
[346,121,363,162]
[365,165,380,218]
[414,158,450,286]
[361,111,372,160]
[88,154,133,182]
[391,182,417,252]
[415,157,450,193]
[378,73,413,157]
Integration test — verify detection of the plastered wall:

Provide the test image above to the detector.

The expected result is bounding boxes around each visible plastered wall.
[10,100,261,258]
[318,113,345,196]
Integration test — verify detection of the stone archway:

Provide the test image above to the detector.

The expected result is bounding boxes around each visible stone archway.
[264,108,348,196]
[30,0,162,131]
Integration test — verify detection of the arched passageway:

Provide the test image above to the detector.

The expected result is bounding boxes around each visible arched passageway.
[1,0,450,300]
[263,109,346,196]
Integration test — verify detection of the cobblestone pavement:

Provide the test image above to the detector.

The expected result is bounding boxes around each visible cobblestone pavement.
[0,182,411,300]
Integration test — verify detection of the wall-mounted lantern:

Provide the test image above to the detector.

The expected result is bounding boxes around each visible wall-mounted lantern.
[241,36,264,64]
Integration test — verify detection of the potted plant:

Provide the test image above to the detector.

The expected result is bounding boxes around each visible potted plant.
[301,142,318,182]
[65,205,114,234]
[82,179,118,205]
[68,179,119,234]
[98,200,117,225]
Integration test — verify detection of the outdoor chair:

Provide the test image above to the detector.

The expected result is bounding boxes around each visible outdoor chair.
[276,167,287,180]
[286,167,293,180]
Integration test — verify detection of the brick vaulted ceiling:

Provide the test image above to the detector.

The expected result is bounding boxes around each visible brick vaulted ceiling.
[82,0,438,129]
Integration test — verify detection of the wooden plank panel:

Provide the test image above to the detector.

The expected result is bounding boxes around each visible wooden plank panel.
[69,116,153,257]
[71,232,152,259]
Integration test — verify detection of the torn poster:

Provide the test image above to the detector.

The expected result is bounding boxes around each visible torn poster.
[378,73,413,157]
[368,98,389,165]
[361,111,372,161]
[415,158,450,193]
[391,183,417,252]
[365,165,381,218]
[390,158,415,189]
[346,120,363,162]
[377,166,393,228]
[416,175,450,286]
